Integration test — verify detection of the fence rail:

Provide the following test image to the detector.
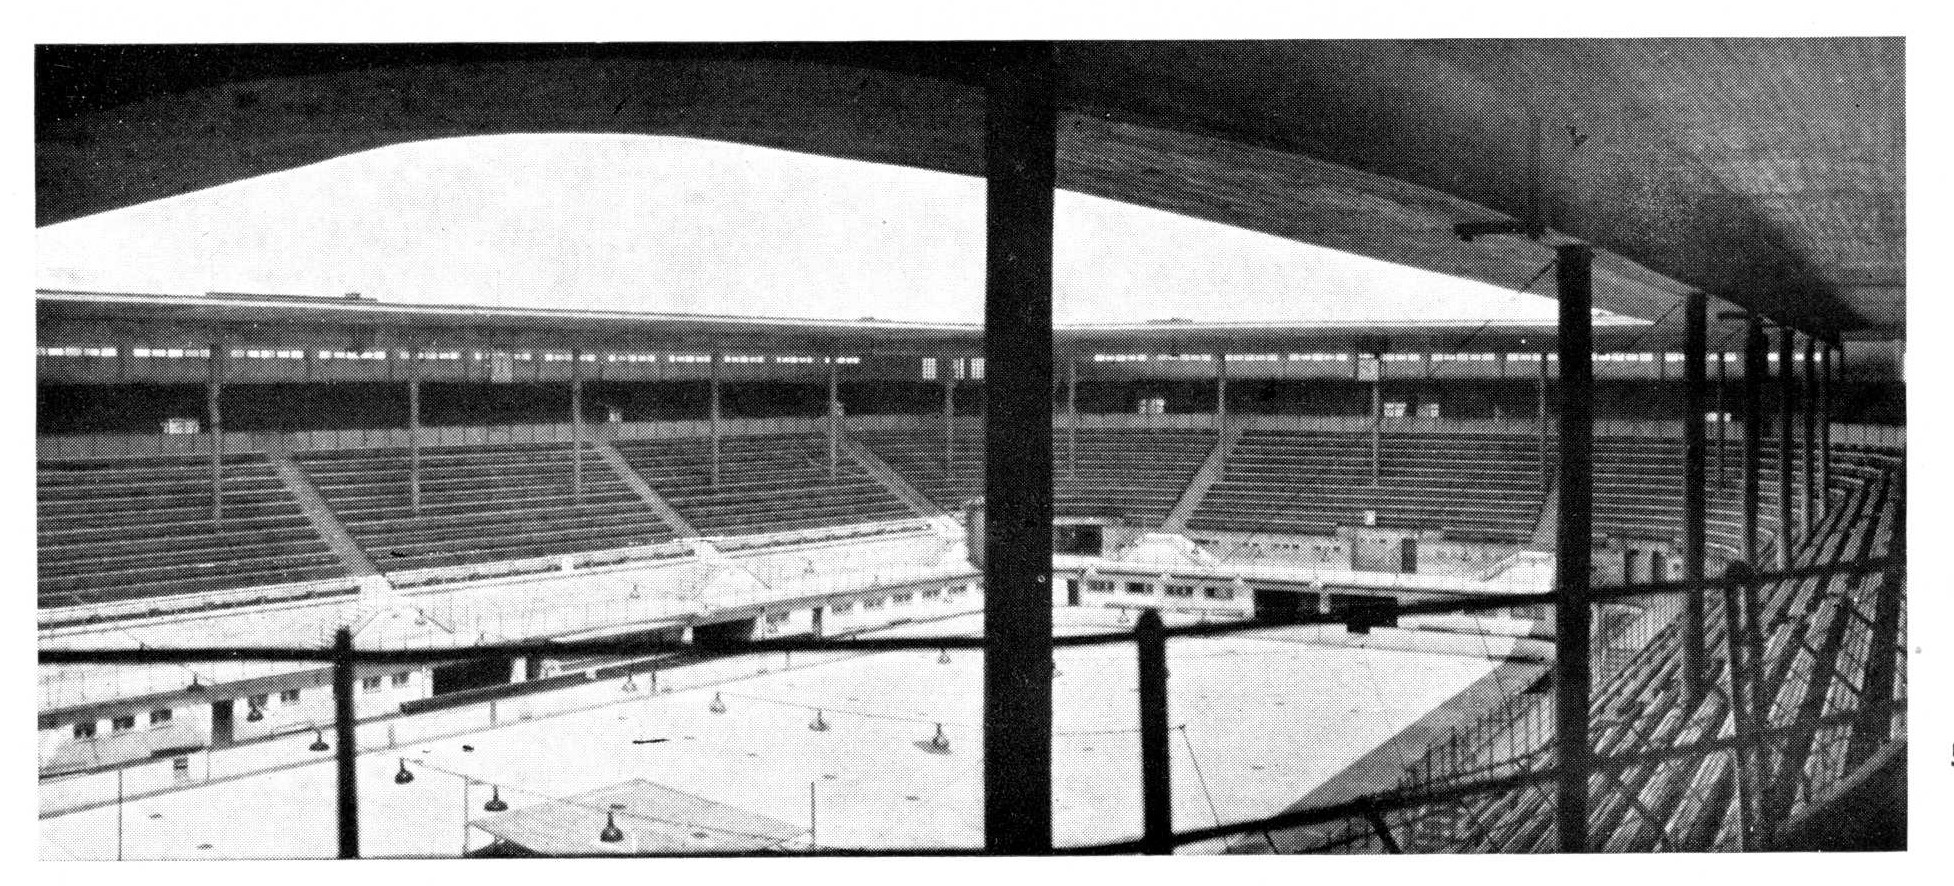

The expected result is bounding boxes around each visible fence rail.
[39,552,1899,857]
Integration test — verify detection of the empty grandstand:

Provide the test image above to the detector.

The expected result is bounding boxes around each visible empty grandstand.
[35,38,1904,859]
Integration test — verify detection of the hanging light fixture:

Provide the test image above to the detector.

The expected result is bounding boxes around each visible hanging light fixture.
[598,811,625,843]
[186,673,205,692]
[621,673,639,693]
[483,786,508,812]
[937,648,951,665]
[245,704,264,723]
[808,709,829,732]
[394,758,415,785]
[309,729,330,752]
[708,692,726,714]
[927,723,951,753]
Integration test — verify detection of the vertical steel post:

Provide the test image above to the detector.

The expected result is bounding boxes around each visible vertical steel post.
[1538,348,1550,494]
[1778,328,1795,568]
[570,349,585,505]
[333,627,359,859]
[1802,336,1818,535]
[1066,356,1079,480]
[1717,350,1729,486]
[982,42,1056,854]
[408,375,422,517]
[1819,344,1833,514]
[1682,293,1709,707]
[1371,353,1384,487]
[1743,318,1766,565]
[709,351,722,489]
[1718,561,1759,851]
[1553,243,1595,853]
[1136,609,1172,855]
[827,360,841,481]
[1215,352,1228,425]
[207,341,224,527]
[944,366,958,475]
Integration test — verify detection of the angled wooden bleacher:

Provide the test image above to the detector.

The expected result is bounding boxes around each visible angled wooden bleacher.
[1296,448,1903,853]
[613,433,916,536]
[295,443,675,574]
[38,453,346,607]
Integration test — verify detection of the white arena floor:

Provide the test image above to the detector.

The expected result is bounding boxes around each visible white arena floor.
[40,608,1506,858]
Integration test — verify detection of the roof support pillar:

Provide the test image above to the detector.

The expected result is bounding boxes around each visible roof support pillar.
[1371,353,1384,487]
[944,366,958,475]
[709,351,722,489]
[1537,348,1550,495]
[1743,318,1766,565]
[827,359,841,482]
[1682,291,1709,708]
[207,340,225,528]
[408,375,422,517]
[1215,352,1228,426]
[1553,243,1595,854]
[982,42,1056,855]
[571,348,585,505]
[1717,350,1730,487]
[1802,335,1818,537]
[1065,356,1078,481]
[1819,344,1833,515]
[1778,328,1795,569]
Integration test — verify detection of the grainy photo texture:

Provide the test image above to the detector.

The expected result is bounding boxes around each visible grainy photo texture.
[34,40,1904,858]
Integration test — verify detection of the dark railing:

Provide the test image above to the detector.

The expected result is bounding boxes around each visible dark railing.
[38,552,1900,857]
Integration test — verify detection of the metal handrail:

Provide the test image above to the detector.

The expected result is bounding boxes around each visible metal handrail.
[37,552,1901,857]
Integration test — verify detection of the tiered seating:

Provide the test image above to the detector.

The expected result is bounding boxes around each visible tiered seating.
[38,453,345,607]
[614,433,916,536]
[296,443,673,573]
[1055,429,1216,526]
[1593,439,1790,558]
[1189,431,1544,542]
[1322,456,1902,854]
[854,427,983,510]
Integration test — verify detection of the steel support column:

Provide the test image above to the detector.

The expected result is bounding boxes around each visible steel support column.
[709,351,722,489]
[1682,292,1709,707]
[570,350,586,505]
[1717,350,1730,487]
[333,627,359,859]
[408,376,422,516]
[1803,336,1818,534]
[1743,319,1766,565]
[1553,243,1595,853]
[1537,349,1550,493]
[1065,356,1078,480]
[827,360,841,481]
[1371,354,1384,487]
[982,43,1056,854]
[1215,352,1228,425]
[207,341,224,527]
[944,368,958,475]
[1819,344,1833,513]
[1136,609,1172,855]
[1778,328,1795,568]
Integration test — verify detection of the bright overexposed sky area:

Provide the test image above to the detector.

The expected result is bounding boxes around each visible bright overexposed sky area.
[37,134,1574,327]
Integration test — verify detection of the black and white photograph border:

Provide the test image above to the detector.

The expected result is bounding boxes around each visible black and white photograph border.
[13,1,1940,880]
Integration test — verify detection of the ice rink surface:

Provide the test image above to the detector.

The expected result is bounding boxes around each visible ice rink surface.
[41,609,1496,858]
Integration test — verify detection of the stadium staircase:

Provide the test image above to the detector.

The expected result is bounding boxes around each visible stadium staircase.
[293,442,677,574]
[592,440,701,537]
[612,432,917,536]
[38,452,348,608]
[1188,430,1545,542]
[1159,421,1243,533]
